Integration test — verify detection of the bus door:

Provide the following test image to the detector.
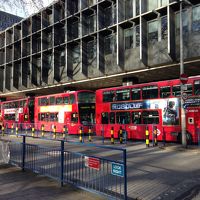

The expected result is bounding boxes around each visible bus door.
[186,108,200,143]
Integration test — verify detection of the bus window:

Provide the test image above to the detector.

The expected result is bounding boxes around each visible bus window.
[71,112,78,123]
[103,90,115,102]
[131,88,141,100]
[63,96,69,104]
[172,85,181,97]
[160,86,171,98]
[49,113,58,121]
[116,89,130,101]
[49,97,55,105]
[40,113,45,121]
[142,110,159,124]
[109,112,115,124]
[39,98,48,106]
[184,84,193,96]
[194,80,200,95]
[116,112,130,124]
[78,92,95,103]
[69,94,75,104]
[20,100,26,107]
[56,97,63,105]
[132,112,141,124]
[102,112,109,124]
[142,86,158,99]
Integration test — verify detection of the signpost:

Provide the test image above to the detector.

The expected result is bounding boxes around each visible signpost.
[180,73,188,85]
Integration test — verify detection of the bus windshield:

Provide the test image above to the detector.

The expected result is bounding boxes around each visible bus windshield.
[78,92,95,103]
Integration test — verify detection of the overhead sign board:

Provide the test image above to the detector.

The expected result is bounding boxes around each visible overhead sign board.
[111,163,124,177]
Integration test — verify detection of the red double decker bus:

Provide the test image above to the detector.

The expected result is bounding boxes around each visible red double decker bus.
[1,97,34,128]
[96,76,200,143]
[34,90,95,134]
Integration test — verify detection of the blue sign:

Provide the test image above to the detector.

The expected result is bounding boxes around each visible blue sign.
[111,163,124,177]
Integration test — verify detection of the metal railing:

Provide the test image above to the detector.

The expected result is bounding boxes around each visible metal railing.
[0,135,127,200]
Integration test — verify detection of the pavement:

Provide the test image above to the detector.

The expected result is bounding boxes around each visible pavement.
[0,164,105,200]
[0,134,200,200]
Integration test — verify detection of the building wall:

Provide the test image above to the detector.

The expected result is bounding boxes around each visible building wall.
[0,11,22,31]
[0,0,199,94]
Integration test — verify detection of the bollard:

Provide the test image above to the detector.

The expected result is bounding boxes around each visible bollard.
[63,125,68,139]
[153,126,158,146]
[88,126,92,142]
[145,126,149,147]
[11,123,14,134]
[31,127,35,137]
[16,125,19,137]
[53,125,56,139]
[41,124,45,137]
[111,127,114,144]
[119,126,123,144]
[79,126,83,143]
[162,128,166,146]
[1,125,4,136]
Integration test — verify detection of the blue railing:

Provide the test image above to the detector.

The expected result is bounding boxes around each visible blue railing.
[6,135,127,200]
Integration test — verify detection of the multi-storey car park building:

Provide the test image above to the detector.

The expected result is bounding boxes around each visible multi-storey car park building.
[0,0,199,96]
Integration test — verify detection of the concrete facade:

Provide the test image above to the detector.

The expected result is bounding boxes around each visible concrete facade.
[0,0,199,96]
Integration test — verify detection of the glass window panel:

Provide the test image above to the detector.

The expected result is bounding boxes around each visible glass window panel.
[161,0,168,6]
[192,6,200,32]
[103,90,115,102]
[176,11,188,34]
[132,111,142,124]
[135,25,140,47]
[102,112,109,124]
[56,97,63,105]
[161,16,168,40]
[142,85,158,99]
[49,97,55,105]
[148,20,158,42]
[172,85,181,97]
[116,89,130,101]
[104,34,116,55]
[69,94,75,104]
[109,112,115,124]
[160,86,171,98]
[135,0,140,16]
[131,88,141,100]
[125,28,133,49]
[63,96,69,104]
[116,112,130,124]
[78,92,95,103]
[72,46,80,64]
[142,110,159,124]
[184,84,193,96]
[194,80,200,95]
[40,98,48,106]
[125,0,133,19]
[71,112,78,123]
[148,0,158,11]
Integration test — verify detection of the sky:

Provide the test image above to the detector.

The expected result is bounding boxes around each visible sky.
[1,0,54,18]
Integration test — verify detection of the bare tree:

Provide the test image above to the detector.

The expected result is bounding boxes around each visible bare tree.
[0,0,53,17]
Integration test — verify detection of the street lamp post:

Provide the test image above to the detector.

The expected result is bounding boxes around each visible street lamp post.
[178,0,192,147]
[179,0,187,147]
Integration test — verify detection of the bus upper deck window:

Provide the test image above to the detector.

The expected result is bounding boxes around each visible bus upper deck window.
[63,97,69,104]
[184,84,193,96]
[131,88,141,100]
[69,94,75,104]
[116,89,130,101]
[142,85,158,99]
[172,85,181,97]
[194,80,200,95]
[103,91,115,102]
[49,97,55,105]
[160,86,171,98]
[56,97,63,105]
[40,98,48,106]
